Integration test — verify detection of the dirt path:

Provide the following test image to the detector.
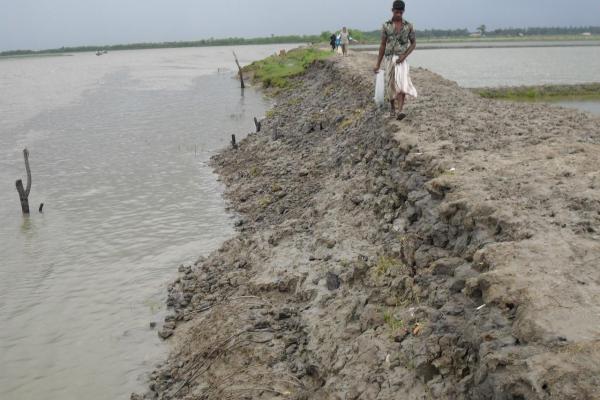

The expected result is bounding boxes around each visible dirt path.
[135,52,600,400]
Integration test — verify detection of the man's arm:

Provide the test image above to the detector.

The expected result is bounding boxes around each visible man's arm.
[374,34,386,73]
[397,26,416,63]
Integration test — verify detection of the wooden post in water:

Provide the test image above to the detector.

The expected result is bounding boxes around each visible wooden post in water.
[254,117,262,133]
[15,148,32,214]
[231,134,238,149]
[233,51,245,89]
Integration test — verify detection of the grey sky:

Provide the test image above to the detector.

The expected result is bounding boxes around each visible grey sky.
[1,0,598,51]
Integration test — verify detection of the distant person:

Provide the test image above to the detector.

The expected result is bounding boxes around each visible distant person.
[330,33,337,51]
[339,27,356,56]
[373,0,417,120]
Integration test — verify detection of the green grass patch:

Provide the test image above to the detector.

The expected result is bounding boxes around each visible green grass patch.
[243,47,332,88]
[258,195,273,208]
[249,166,261,177]
[474,83,600,102]
[337,108,366,132]
[374,256,405,277]
[383,311,404,331]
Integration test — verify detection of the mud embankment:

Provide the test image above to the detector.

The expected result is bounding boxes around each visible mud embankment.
[134,53,600,400]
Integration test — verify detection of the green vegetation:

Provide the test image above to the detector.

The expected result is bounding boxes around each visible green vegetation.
[243,47,331,88]
[374,256,405,277]
[383,311,404,331]
[475,83,600,102]
[0,53,71,60]
[258,195,273,208]
[414,34,600,43]
[0,33,329,57]
[356,26,600,43]
[249,166,261,177]
[337,108,366,132]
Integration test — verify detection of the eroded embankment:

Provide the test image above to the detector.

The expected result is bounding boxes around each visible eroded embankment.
[135,53,600,400]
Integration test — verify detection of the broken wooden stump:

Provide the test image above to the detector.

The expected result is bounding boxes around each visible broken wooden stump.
[254,117,262,133]
[232,51,245,89]
[15,148,32,214]
[231,134,238,149]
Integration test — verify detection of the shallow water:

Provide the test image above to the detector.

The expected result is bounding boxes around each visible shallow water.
[410,45,600,115]
[0,45,294,400]
[555,100,600,115]
[408,45,600,88]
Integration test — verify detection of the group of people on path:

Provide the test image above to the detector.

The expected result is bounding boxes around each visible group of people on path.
[329,27,356,56]
[329,1,417,120]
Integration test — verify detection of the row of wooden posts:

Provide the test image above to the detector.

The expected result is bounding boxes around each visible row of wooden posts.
[14,54,252,214]
[230,51,267,149]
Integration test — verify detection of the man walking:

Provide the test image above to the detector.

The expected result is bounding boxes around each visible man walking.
[340,27,354,56]
[373,0,417,120]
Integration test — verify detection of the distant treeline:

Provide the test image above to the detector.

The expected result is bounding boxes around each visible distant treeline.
[351,26,600,41]
[0,35,324,57]
[488,26,600,36]
[2,26,599,56]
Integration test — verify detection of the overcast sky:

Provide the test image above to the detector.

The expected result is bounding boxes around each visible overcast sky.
[1,0,598,51]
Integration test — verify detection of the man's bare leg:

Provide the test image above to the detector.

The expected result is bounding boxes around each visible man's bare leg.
[397,93,406,112]
[396,93,407,120]
[389,99,395,117]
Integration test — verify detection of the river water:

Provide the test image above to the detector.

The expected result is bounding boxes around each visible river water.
[0,45,293,400]
[1,43,599,400]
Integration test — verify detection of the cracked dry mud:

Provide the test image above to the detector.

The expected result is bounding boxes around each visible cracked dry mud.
[134,52,600,400]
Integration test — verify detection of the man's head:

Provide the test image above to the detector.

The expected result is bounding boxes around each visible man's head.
[392,0,405,20]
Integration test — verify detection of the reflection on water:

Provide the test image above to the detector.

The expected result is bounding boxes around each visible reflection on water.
[20,216,33,234]
[0,45,294,400]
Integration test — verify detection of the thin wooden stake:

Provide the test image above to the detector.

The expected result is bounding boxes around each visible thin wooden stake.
[15,148,32,214]
[232,51,245,89]
[231,134,238,149]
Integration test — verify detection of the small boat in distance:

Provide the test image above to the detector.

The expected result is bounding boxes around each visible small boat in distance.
[96,50,102,56]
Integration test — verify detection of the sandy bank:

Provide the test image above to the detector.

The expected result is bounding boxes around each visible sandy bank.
[134,52,600,400]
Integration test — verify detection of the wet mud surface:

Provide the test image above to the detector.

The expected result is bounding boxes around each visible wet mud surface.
[134,53,600,400]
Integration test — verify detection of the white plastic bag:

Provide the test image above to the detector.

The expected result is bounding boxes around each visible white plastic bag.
[374,70,385,106]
